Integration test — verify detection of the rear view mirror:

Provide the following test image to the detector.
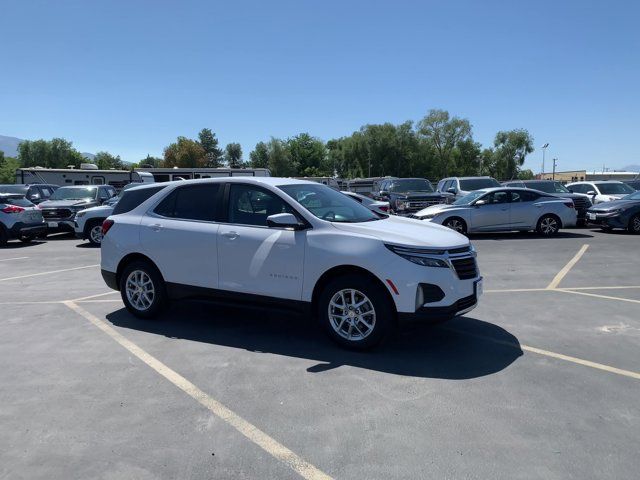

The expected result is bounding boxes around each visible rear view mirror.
[267,213,303,230]
[474,199,487,206]
[447,187,457,194]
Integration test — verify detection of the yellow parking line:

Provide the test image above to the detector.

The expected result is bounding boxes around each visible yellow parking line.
[0,264,99,282]
[546,244,589,290]
[557,289,640,305]
[444,327,640,380]
[0,256,29,262]
[63,301,333,480]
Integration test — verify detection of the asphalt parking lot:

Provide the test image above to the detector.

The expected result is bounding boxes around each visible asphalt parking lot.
[1,228,638,480]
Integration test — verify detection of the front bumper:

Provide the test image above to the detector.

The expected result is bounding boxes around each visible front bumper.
[43,219,75,231]
[398,292,478,323]
[586,213,626,229]
[7,222,48,239]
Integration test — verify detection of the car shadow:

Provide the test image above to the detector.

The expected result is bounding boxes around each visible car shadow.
[75,242,98,248]
[106,302,522,380]
[468,231,593,241]
[1,240,46,249]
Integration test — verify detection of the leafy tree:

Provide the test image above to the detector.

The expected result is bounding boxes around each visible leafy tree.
[287,133,329,177]
[163,136,207,168]
[94,151,123,170]
[224,143,243,168]
[17,138,84,168]
[267,138,295,177]
[198,128,223,167]
[492,129,534,180]
[517,169,535,180]
[0,153,21,184]
[249,141,270,169]
[417,109,472,177]
[138,155,163,168]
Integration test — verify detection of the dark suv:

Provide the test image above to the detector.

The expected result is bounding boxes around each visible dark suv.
[0,184,59,205]
[373,178,453,214]
[502,180,592,224]
[38,185,117,233]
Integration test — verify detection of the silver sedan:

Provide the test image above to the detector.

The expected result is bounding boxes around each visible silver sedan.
[413,187,577,236]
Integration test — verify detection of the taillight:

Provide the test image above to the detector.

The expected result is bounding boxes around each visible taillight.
[379,205,389,212]
[1,205,25,214]
[102,219,114,235]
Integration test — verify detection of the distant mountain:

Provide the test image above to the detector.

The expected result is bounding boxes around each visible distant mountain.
[0,134,94,160]
[0,135,22,157]
[622,165,640,172]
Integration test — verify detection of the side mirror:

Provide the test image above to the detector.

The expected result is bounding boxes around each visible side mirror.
[379,191,389,197]
[474,199,487,206]
[267,213,304,230]
[587,190,597,196]
[568,188,574,193]
[447,187,457,194]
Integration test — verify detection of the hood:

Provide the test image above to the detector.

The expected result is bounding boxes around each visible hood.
[590,198,638,211]
[394,191,446,199]
[331,215,469,249]
[39,199,97,208]
[414,203,464,217]
[77,204,114,214]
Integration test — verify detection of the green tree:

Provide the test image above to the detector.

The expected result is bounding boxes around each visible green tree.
[163,137,207,168]
[138,155,163,168]
[17,138,85,168]
[417,109,473,177]
[224,143,243,168]
[492,129,534,180]
[249,141,270,169]
[287,133,329,177]
[517,169,535,180]
[0,152,21,184]
[198,128,223,167]
[267,138,295,177]
[94,151,123,170]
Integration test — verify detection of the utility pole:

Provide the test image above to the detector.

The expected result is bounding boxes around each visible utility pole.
[552,158,558,181]
[541,143,549,177]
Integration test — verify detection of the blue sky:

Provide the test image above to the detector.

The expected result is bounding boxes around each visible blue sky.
[2,0,639,171]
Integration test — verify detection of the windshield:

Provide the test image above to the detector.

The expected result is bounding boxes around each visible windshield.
[279,184,381,223]
[0,185,27,194]
[597,183,635,195]
[453,190,487,205]
[623,191,640,200]
[49,187,97,201]
[526,181,570,194]
[389,179,433,193]
[459,178,500,191]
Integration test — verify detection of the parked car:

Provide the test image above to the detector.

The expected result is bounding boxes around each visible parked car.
[373,178,453,214]
[100,178,482,349]
[0,194,46,246]
[436,176,501,199]
[74,183,165,246]
[38,185,117,234]
[0,184,58,205]
[341,191,389,215]
[502,180,592,225]
[413,187,577,236]
[585,190,640,233]
[623,179,640,191]
[566,181,635,204]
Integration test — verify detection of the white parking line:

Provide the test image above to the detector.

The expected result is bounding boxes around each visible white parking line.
[485,288,548,293]
[71,291,119,302]
[546,244,589,290]
[0,256,29,262]
[0,264,99,283]
[559,285,640,291]
[63,301,333,480]
[558,289,640,305]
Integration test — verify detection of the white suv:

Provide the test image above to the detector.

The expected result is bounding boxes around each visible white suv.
[100,178,482,349]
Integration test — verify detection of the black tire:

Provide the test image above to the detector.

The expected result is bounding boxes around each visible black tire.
[317,274,395,350]
[0,228,7,247]
[37,232,48,239]
[628,214,640,234]
[85,219,105,246]
[119,260,167,319]
[20,235,34,243]
[536,214,560,236]
[600,225,613,232]
[443,217,467,235]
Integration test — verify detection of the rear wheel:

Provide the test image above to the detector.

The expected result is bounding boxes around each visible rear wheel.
[443,217,467,235]
[86,220,105,246]
[628,214,640,234]
[20,235,34,243]
[317,274,395,349]
[537,214,560,236]
[120,260,167,319]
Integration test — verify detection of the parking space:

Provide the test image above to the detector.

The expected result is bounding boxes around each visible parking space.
[1,228,639,479]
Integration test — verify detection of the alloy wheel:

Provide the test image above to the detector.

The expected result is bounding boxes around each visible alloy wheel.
[446,219,465,233]
[632,216,640,233]
[90,225,104,244]
[328,288,376,341]
[540,217,558,235]
[125,270,155,311]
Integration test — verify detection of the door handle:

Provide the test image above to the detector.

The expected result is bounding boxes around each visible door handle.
[222,231,238,240]
[500,208,508,211]
[150,223,163,232]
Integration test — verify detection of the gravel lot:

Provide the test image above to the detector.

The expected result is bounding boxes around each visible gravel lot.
[1,227,638,480]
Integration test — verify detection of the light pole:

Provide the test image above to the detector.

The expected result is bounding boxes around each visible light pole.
[552,158,558,181]
[541,143,549,177]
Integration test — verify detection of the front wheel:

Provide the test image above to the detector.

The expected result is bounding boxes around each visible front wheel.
[20,235,34,243]
[628,214,640,234]
[120,260,167,319]
[317,274,395,349]
[86,220,105,246]
[537,215,560,236]
[443,217,467,235]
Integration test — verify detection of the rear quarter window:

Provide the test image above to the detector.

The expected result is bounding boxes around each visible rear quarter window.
[112,186,165,215]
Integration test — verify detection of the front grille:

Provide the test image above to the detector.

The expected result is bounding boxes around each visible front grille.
[407,200,442,209]
[42,208,73,220]
[451,257,478,279]
[448,246,471,255]
[456,294,477,311]
[572,197,592,211]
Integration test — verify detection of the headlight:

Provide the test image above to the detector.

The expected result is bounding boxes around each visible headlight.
[75,211,86,218]
[396,200,407,210]
[420,213,437,220]
[385,244,449,268]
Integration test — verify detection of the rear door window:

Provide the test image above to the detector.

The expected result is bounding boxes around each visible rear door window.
[154,184,220,221]
[113,186,166,215]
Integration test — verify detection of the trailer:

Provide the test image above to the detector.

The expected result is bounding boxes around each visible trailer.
[16,167,154,191]
[134,167,271,182]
